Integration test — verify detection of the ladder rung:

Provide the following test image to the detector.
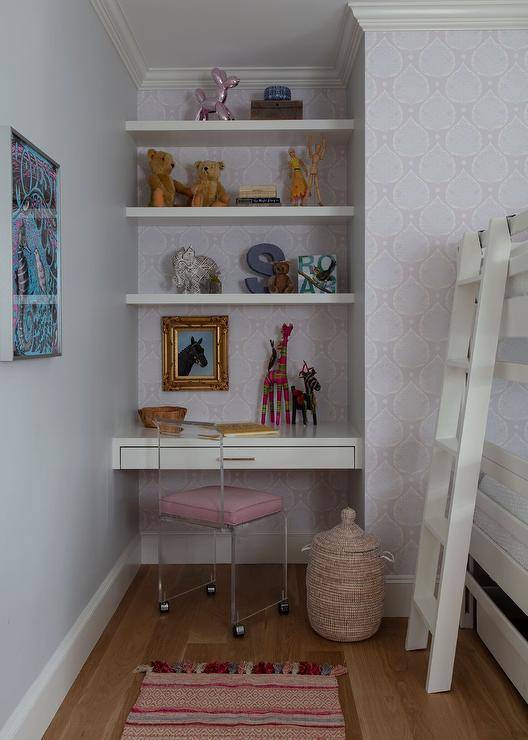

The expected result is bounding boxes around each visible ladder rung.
[457,274,481,285]
[435,437,458,456]
[424,513,448,544]
[414,595,437,633]
[446,357,469,370]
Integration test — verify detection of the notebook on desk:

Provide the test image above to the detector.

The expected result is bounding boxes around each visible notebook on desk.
[215,422,280,437]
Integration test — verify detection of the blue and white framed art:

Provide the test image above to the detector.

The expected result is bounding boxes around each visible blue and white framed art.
[0,127,61,360]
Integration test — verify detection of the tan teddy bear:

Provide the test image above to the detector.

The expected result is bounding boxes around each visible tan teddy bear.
[268,260,294,293]
[191,160,230,207]
[147,149,192,207]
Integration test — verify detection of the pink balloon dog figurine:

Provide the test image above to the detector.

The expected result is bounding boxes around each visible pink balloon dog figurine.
[195,67,240,121]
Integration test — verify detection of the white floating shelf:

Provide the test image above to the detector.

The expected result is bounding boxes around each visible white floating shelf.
[126,119,354,148]
[126,293,355,306]
[126,206,354,225]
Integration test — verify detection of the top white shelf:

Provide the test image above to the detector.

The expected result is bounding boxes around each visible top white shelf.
[126,119,355,148]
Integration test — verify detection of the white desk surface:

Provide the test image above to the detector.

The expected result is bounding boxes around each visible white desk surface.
[112,422,362,470]
[113,422,361,447]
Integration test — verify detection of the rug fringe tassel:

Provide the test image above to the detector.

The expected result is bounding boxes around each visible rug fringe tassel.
[133,660,347,676]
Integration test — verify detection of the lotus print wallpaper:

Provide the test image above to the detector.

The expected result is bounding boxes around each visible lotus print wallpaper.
[135,33,528,572]
[364,30,528,574]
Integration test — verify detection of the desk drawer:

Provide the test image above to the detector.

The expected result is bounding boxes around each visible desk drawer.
[119,445,355,470]
[221,447,355,469]
[120,447,218,470]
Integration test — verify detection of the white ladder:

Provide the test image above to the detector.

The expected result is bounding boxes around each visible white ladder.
[405,217,512,693]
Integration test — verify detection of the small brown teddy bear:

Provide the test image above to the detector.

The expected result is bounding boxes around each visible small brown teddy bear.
[147,149,192,207]
[268,260,294,293]
[191,160,230,207]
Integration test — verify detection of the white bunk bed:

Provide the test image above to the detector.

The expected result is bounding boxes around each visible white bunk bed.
[466,210,528,703]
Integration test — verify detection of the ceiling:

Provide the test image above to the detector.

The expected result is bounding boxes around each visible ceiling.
[121,0,347,69]
[90,0,360,88]
[91,1,528,87]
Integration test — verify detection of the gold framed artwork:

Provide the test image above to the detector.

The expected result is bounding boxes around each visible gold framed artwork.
[162,315,229,391]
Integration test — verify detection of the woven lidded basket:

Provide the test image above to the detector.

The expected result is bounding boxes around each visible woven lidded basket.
[306,507,390,642]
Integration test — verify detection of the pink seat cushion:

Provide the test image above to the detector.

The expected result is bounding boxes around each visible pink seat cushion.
[160,485,283,526]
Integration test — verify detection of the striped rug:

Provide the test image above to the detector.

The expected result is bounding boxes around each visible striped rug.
[122,663,347,738]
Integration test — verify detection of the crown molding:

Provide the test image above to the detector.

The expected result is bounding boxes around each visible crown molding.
[90,0,147,87]
[348,1,528,30]
[141,66,343,90]
[91,0,363,90]
[335,7,363,86]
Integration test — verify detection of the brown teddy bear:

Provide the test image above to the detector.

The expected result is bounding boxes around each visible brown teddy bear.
[147,149,192,207]
[268,260,294,293]
[191,160,230,207]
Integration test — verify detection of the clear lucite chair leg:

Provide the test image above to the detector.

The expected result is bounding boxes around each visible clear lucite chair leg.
[279,512,289,615]
[158,518,169,613]
[213,527,217,584]
[231,527,245,637]
[206,527,217,596]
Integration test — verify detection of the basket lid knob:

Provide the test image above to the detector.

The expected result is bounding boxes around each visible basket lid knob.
[341,507,356,527]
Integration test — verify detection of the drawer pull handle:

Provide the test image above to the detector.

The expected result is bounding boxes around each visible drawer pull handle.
[219,457,256,462]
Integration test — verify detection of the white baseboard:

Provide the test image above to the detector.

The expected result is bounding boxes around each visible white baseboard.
[140,532,414,618]
[0,535,140,740]
[384,576,414,618]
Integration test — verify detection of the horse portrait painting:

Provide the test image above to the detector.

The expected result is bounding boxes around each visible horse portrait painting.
[162,316,229,391]
[177,332,212,377]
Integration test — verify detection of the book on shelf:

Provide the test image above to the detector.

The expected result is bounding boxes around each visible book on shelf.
[238,183,277,193]
[239,185,277,197]
[215,422,280,437]
[236,197,281,206]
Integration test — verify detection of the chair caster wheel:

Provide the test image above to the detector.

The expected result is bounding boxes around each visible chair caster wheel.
[206,583,216,596]
[278,599,289,615]
[159,601,170,614]
[233,623,245,638]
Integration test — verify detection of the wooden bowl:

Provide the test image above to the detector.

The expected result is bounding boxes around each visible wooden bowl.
[138,406,187,429]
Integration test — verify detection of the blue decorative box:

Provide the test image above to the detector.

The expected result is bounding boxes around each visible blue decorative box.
[264,85,291,101]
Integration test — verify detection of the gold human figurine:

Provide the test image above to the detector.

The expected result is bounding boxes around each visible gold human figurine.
[306,136,327,206]
[287,148,308,206]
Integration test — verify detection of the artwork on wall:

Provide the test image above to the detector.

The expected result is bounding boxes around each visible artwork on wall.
[162,315,229,391]
[298,254,337,294]
[0,128,61,361]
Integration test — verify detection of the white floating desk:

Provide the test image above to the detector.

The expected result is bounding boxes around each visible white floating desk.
[112,423,362,471]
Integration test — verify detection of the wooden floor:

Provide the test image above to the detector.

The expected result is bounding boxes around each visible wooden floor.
[44,565,528,739]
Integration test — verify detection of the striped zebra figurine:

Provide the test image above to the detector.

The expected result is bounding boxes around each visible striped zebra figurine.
[261,323,293,426]
[292,362,321,425]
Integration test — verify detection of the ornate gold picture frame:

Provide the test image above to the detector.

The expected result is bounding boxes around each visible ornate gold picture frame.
[162,315,229,391]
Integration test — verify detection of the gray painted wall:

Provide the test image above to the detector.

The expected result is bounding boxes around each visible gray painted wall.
[0,0,138,727]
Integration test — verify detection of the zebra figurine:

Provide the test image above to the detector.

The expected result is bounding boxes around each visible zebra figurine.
[171,245,220,293]
[291,362,321,425]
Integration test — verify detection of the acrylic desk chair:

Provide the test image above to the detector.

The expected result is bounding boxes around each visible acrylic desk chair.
[155,419,289,637]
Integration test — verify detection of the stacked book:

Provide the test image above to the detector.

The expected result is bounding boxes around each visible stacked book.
[236,185,281,207]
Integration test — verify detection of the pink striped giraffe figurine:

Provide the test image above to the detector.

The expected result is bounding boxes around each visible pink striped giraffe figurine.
[261,323,294,426]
